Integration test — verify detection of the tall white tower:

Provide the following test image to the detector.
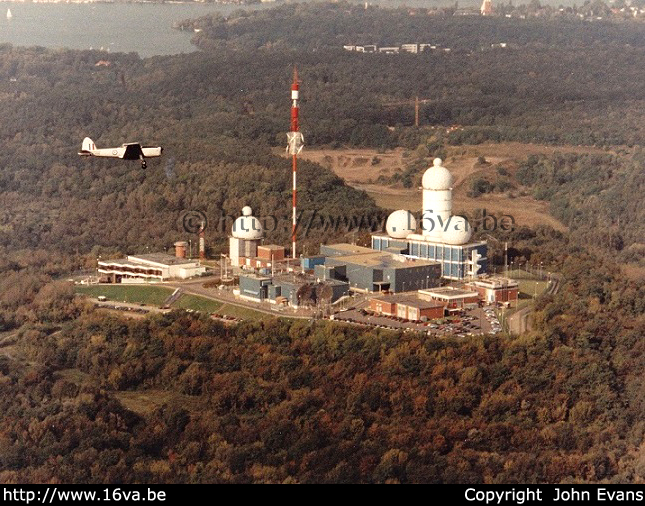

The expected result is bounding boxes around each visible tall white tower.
[229,206,263,267]
[421,158,453,238]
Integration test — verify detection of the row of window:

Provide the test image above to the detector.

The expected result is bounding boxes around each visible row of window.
[99,265,163,277]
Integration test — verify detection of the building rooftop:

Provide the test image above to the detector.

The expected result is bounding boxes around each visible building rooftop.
[258,244,285,251]
[372,232,487,248]
[419,286,479,298]
[372,293,444,310]
[242,271,349,287]
[322,243,376,256]
[128,253,199,266]
[329,251,439,269]
[99,258,139,267]
[273,272,348,287]
[239,272,273,281]
[468,276,519,288]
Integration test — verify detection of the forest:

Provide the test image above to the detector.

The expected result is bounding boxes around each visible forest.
[1,248,644,483]
[0,1,643,483]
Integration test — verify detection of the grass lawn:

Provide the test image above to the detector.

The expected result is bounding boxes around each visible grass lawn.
[217,303,271,320]
[517,279,548,299]
[75,285,173,306]
[173,295,223,313]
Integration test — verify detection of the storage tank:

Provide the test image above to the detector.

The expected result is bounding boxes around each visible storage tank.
[174,241,188,258]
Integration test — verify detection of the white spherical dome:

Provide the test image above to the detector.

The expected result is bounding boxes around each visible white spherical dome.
[441,216,473,245]
[242,206,253,217]
[386,210,417,239]
[422,158,453,190]
[232,214,263,240]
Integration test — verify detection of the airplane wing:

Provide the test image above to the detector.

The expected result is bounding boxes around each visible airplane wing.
[122,143,144,160]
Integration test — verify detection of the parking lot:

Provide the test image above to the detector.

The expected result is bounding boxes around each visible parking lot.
[331,306,503,337]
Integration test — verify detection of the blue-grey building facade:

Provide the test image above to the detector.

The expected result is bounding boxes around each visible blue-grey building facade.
[371,234,487,280]
[238,273,349,306]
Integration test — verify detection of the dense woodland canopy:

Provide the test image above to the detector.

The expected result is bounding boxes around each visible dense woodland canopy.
[0,251,644,483]
[0,1,643,483]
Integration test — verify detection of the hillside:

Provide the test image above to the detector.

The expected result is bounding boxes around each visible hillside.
[0,1,643,484]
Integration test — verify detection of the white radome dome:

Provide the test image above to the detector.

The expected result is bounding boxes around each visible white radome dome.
[232,207,263,240]
[386,210,417,239]
[422,157,453,190]
[441,216,473,245]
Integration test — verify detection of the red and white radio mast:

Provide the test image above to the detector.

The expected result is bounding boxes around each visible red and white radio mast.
[287,67,304,260]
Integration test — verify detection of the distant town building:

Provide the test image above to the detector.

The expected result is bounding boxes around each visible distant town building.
[454,8,481,16]
[481,0,493,16]
[401,43,419,54]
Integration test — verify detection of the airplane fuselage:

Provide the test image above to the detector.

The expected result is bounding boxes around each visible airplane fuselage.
[79,138,163,168]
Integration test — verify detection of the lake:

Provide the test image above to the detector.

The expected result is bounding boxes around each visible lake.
[0,0,569,58]
[0,1,274,58]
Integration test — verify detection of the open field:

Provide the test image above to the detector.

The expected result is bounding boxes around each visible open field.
[517,279,549,299]
[76,285,227,314]
[115,390,205,416]
[296,142,613,232]
[76,284,303,322]
[352,183,566,231]
[217,303,275,320]
[174,294,223,313]
[297,148,408,184]
[75,285,173,306]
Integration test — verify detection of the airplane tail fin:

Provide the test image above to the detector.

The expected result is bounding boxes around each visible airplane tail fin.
[79,137,96,154]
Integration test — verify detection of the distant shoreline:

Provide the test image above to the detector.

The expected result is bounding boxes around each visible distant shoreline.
[0,0,266,5]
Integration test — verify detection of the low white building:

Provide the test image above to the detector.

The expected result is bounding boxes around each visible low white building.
[98,253,206,283]
[401,43,419,53]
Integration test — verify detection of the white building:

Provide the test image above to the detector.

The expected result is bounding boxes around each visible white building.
[98,253,206,283]
[401,44,419,53]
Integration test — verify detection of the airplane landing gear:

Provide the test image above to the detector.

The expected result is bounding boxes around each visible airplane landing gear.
[141,160,147,169]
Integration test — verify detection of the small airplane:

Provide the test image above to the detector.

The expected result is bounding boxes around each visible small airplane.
[78,137,163,169]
